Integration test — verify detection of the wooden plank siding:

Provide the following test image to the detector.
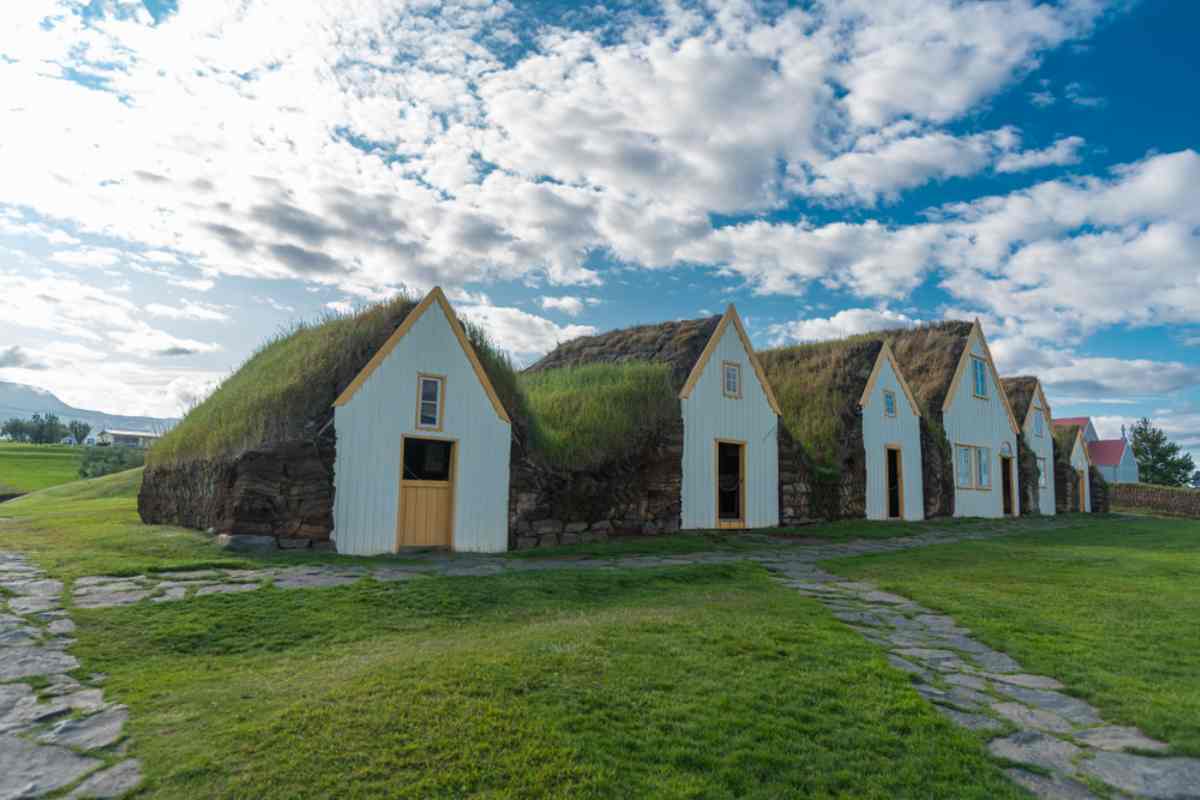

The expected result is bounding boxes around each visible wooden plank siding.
[681,319,779,529]
[862,355,924,521]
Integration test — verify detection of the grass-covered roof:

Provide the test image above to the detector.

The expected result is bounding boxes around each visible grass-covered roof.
[1054,424,1083,462]
[525,316,720,389]
[758,321,974,467]
[1001,376,1040,428]
[149,294,522,467]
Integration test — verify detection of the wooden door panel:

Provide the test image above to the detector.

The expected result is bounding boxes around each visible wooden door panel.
[399,483,451,547]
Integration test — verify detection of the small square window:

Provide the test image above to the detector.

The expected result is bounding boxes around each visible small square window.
[416,375,444,430]
[722,362,741,398]
[883,390,897,417]
[971,357,989,398]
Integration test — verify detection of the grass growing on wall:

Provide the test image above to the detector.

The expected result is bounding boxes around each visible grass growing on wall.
[519,361,677,469]
[148,296,522,467]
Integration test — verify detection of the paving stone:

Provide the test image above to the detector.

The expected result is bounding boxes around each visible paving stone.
[152,570,224,581]
[988,731,1082,774]
[944,673,990,692]
[993,686,1102,726]
[0,627,39,646]
[272,573,359,589]
[39,706,128,750]
[935,705,1004,732]
[195,583,261,596]
[48,618,76,636]
[1081,751,1200,799]
[918,684,991,712]
[72,576,133,588]
[73,591,150,609]
[5,579,63,597]
[8,596,58,614]
[863,590,910,604]
[0,685,70,734]
[72,582,143,596]
[887,654,929,677]
[0,646,79,680]
[1074,726,1169,754]
[68,758,143,799]
[61,690,107,714]
[152,586,188,603]
[992,702,1074,733]
[895,647,968,672]
[0,734,103,799]
[1004,768,1100,800]
[982,672,1065,690]
[967,649,1023,673]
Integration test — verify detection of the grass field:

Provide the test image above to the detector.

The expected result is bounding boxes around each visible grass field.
[826,515,1200,756]
[0,441,83,494]
[73,563,1023,799]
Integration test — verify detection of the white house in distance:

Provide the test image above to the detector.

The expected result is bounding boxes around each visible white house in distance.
[1002,376,1056,515]
[96,429,161,448]
[859,341,925,521]
[678,304,782,530]
[331,287,512,555]
[1090,438,1139,484]
[943,321,1022,518]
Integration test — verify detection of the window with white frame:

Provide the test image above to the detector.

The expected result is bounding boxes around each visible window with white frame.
[722,362,742,398]
[977,446,991,489]
[956,446,973,489]
[883,390,897,417]
[416,374,444,430]
[1038,457,1048,487]
[971,356,989,398]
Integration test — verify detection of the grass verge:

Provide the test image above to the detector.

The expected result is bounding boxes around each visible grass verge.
[824,514,1200,755]
[73,564,1024,799]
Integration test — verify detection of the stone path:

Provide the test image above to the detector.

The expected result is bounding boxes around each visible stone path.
[1,552,141,800]
[4,517,1198,798]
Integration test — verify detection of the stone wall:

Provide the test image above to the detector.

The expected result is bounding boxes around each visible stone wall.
[1054,459,1085,514]
[778,426,865,525]
[921,419,955,518]
[508,418,683,549]
[138,437,336,548]
[1016,435,1042,515]
[1110,482,1200,517]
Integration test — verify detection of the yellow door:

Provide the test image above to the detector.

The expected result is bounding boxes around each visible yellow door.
[397,437,455,548]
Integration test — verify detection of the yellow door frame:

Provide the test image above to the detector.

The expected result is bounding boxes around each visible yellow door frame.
[885,443,904,520]
[714,438,747,529]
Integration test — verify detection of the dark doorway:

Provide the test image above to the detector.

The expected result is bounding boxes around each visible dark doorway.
[717,441,744,527]
[1000,455,1014,516]
[402,437,453,482]
[886,447,902,519]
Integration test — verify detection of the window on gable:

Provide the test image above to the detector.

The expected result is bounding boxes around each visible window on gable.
[883,390,897,417]
[1034,412,1044,437]
[416,374,444,430]
[722,362,742,399]
[971,357,989,398]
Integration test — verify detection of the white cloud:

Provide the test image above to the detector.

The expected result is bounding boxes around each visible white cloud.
[1030,90,1056,107]
[144,300,230,321]
[767,308,921,345]
[991,337,1200,397]
[1065,81,1106,108]
[457,304,596,361]
[995,136,1084,173]
[325,300,354,314]
[539,296,589,316]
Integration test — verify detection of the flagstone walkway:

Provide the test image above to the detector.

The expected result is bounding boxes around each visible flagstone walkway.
[4,520,1198,798]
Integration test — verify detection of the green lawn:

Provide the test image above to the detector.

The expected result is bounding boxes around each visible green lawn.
[74,564,1023,799]
[825,514,1200,755]
[0,441,83,493]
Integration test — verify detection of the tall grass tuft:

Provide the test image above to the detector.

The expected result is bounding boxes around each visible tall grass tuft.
[519,361,677,469]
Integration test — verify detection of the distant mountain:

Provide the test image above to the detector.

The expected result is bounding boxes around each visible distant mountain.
[0,381,177,435]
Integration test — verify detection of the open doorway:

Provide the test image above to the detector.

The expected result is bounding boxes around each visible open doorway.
[885,446,903,519]
[1000,455,1014,516]
[716,440,744,528]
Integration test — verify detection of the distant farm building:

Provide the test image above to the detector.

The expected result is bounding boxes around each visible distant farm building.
[1054,423,1093,513]
[1089,437,1139,484]
[97,429,161,448]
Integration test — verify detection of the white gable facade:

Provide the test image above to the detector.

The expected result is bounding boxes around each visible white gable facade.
[332,289,511,555]
[1023,385,1056,515]
[944,326,1021,518]
[1069,435,1092,512]
[861,346,924,521]
[680,307,779,530]
[1115,444,1139,484]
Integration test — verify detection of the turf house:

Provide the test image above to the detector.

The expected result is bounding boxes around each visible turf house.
[757,338,925,522]
[1001,376,1056,515]
[139,287,523,552]
[1054,422,1093,513]
[512,304,782,547]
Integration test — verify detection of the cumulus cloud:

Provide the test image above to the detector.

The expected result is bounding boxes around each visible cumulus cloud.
[991,337,1200,398]
[539,296,593,317]
[0,346,49,370]
[144,301,230,321]
[994,136,1085,173]
[766,308,922,346]
[457,305,596,361]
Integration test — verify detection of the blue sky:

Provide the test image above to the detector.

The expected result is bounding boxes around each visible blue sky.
[0,0,1197,461]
